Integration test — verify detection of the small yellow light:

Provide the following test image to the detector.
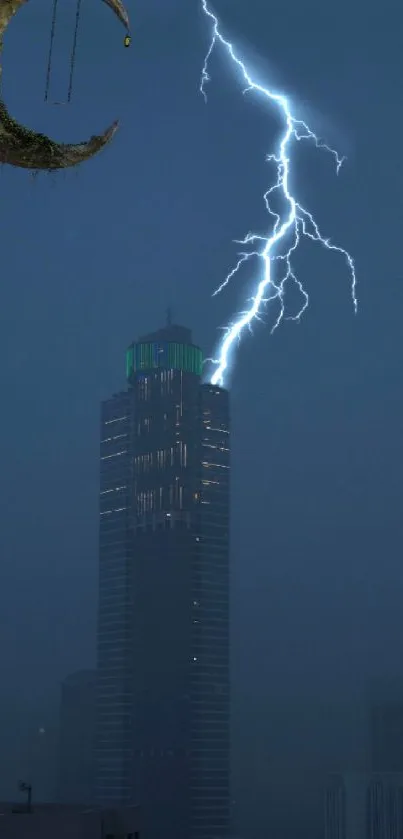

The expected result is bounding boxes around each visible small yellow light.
[124,34,131,48]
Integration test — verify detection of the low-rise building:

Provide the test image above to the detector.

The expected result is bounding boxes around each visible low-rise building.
[0,802,140,839]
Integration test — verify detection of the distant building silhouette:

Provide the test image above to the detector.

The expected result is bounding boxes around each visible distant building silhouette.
[0,801,140,838]
[325,772,403,839]
[95,324,231,839]
[57,670,96,804]
[370,682,403,772]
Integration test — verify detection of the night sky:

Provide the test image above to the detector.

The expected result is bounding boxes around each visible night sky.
[0,0,402,833]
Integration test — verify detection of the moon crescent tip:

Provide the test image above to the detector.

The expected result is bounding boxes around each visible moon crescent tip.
[104,120,120,142]
[102,0,130,32]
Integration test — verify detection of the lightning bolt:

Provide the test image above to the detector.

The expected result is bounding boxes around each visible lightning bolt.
[200,0,357,387]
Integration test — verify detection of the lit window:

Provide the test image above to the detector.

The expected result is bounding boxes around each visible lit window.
[100,451,127,461]
[104,416,128,425]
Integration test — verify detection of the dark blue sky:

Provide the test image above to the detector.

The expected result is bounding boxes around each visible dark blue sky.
[0,0,402,825]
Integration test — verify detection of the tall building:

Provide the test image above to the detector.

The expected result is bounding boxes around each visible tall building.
[371,701,403,772]
[96,324,231,839]
[57,670,96,804]
[324,772,403,839]
[370,681,403,772]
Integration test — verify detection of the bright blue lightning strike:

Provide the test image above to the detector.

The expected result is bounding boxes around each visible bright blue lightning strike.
[200,0,357,387]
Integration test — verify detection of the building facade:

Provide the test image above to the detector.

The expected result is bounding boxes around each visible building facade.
[96,324,231,839]
[57,670,96,805]
[324,773,403,839]
[370,681,403,772]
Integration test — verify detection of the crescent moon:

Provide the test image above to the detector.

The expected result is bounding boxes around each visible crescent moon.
[102,0,130,32]
[0,0,130,171]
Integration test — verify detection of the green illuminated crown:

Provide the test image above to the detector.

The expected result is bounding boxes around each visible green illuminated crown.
[126,340,203,380]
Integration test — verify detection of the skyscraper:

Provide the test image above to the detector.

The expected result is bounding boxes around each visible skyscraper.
[324,772,403,839]
[370,681,403,772]
[57,670,96,804]
[96,323,231,839]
